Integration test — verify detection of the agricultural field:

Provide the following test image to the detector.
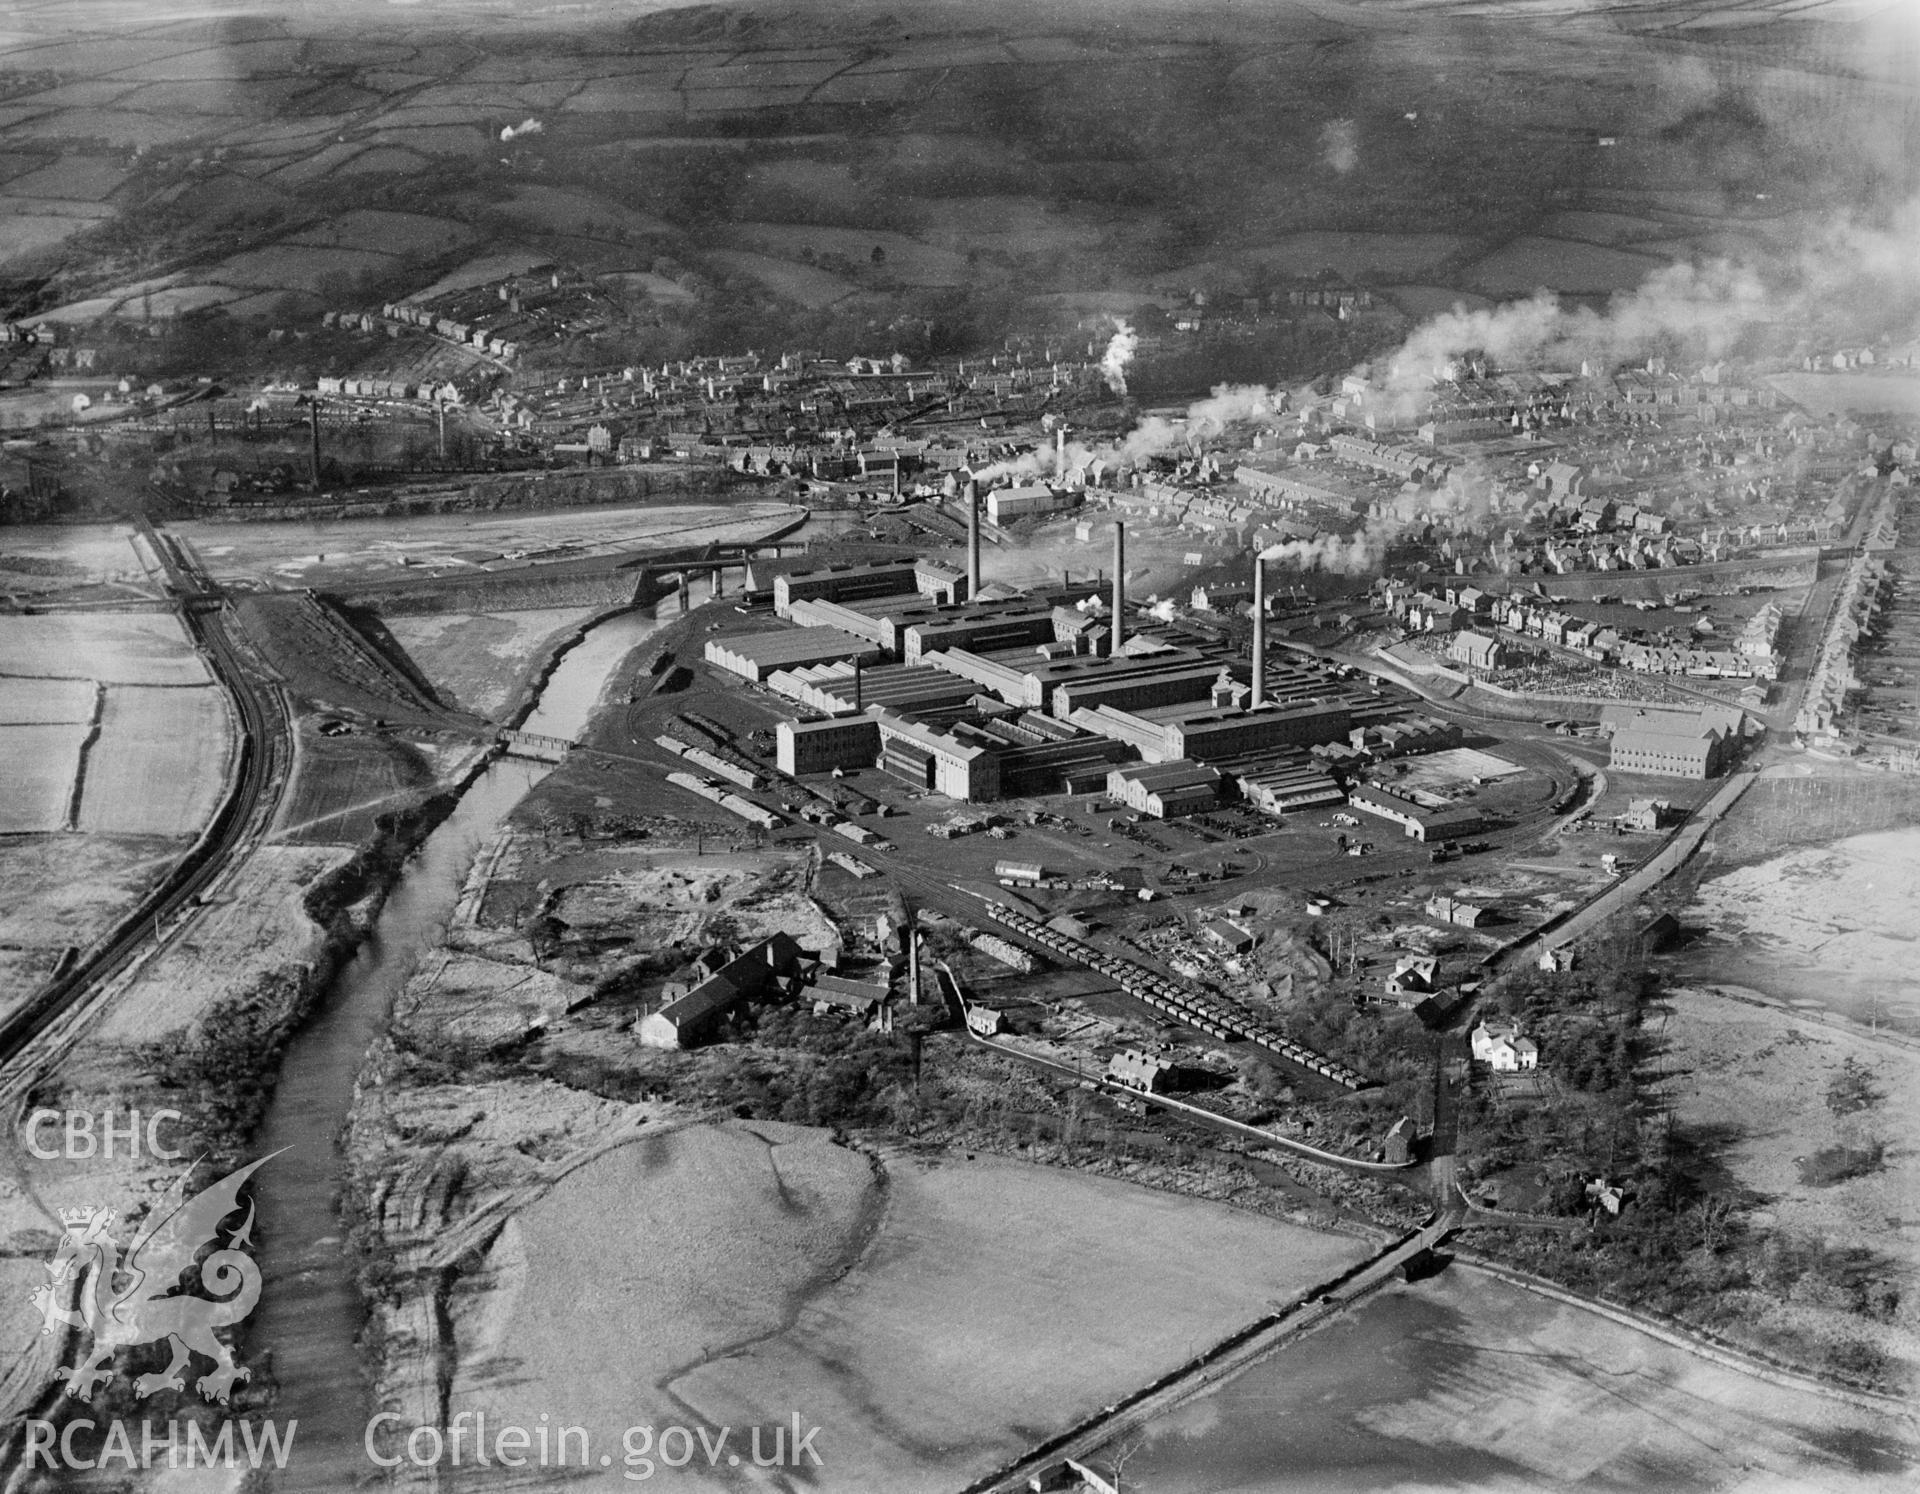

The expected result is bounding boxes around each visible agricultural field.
[0,611,210,685]
[74,684,231,837]
[0,833,182,957]
[440,1123,1371,1493]
[379,607,598,719]
[0,722,86,833]
[0,155,128,201]
[1113,1266,1912,1491]
[281,208,476,258]
[717,222,973,287]
[704,248,857,309]
[211,242,401,293]
[462,184,671,242]
[0,674,93,724]
[1467,235,1668,295]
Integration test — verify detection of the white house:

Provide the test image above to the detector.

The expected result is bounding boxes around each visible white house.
[1470,1019,1538,1071]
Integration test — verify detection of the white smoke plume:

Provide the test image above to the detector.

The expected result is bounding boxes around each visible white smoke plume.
[500,118,543,142]
[1260,531,1385,574]
[1372,196,1920,416]
[1100,317,1138,395]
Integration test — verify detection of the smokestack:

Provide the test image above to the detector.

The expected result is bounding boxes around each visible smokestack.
[854,657,864,711]
[1055,424,1066,474]
[308,401,322,490]
[966,479,981,599]
[1111,521,1125,655]
[908,927,919,1006]
[1252,555,1266,709]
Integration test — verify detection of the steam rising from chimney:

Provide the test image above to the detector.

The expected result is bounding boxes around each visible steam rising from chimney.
[1100,318,1138,395]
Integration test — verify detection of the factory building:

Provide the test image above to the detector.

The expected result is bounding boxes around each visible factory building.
[767,659,982,723]
[874,711,1002,800]
[773,559,967,618]
[704,626,885,683]
[984,483,1075,525]
[1229,751,1348,815]
[1347,783,1483,842]
[777,716,882,776]
[1071,697,1351,766]
[1107,760,1224,818]
[901,607,1065,666]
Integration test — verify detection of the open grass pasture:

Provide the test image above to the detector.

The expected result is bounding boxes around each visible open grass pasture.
[0,677,94,724]
[76,685,230,837]
[0,613,209,685]
[0,723,86,832]
[444,1126,1370,1494]
[1468,235,1668,294]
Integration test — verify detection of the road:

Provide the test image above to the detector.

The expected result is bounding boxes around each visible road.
[1487,766,1756,974]
[970,1207,1463,1494]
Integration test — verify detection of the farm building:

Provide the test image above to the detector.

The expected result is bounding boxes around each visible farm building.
[636,933,806,1049]
[1384,954,1438,1002]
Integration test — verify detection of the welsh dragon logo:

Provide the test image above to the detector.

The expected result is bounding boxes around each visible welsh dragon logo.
[29,1152,279,1404]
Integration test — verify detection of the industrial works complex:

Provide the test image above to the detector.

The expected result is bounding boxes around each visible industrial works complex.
[696,501,1679,845]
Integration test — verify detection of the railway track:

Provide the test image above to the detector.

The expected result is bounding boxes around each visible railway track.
[0,532,288,1072]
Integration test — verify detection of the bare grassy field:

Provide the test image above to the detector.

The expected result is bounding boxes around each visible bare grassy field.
[1116,1267,1915,1491]
[95,844,352,1042]
[1468,234,1666,294]
[75,684,230,837]
[1656,985,1920,1388]
[0,612,209,685]
[272,725,440,845]
[0,834,179,950]
[281,207,475,257]
[212,241,398,291]
[0,676,93,724]
[380,607,595,719]
[705,248,858,308]
[0,722,85,832]
[442,1126,1370,1492]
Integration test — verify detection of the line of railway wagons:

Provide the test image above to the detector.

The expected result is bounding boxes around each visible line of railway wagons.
[981,900,1367,1090]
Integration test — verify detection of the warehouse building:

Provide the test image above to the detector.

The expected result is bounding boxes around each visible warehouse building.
[773,559,966,618]
[1347,783,1483,842]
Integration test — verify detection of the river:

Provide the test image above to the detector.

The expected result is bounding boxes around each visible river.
[247,594,693,1490]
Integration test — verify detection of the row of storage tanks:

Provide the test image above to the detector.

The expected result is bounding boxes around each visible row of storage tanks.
[982,900,1367,1090]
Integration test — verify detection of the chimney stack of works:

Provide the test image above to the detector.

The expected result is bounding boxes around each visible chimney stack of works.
[966,479,981,600]
[1055,425,1067,477]
[1252,555,1266,708]
[1110,521,1126,656]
